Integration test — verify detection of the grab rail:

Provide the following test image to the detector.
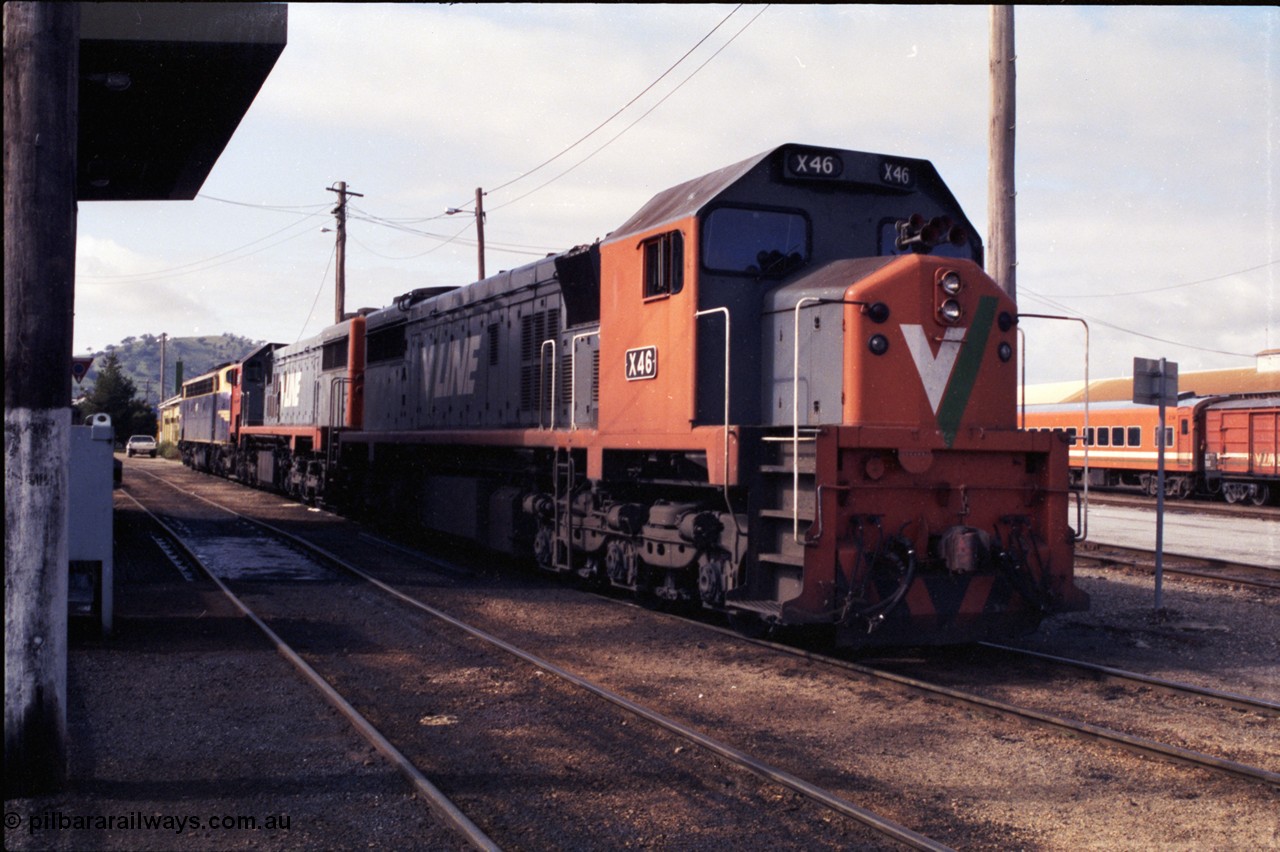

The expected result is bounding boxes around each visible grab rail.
[695,307,731,490]
[793,297,822,540]
[539,338,557,430]
[569,330,599,430]
[1019,314,1090,542]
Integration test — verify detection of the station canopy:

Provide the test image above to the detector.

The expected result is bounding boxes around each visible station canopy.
[78,2,287,201]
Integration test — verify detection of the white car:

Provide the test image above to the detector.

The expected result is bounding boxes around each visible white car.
[125,435,157,458]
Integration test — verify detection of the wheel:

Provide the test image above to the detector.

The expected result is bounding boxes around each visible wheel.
[1250,485,1271,507]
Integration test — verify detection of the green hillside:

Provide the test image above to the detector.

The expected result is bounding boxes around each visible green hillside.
[76,333,266,406]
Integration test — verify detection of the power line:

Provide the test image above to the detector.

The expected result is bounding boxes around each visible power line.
[347,230,551,261]
[78,212,325,281]
[297,242,337,344]
[489,4,770,215]
[1019,287,1257,358]
[1050,259,1278,299]
[197,193,330,213]
[479,5,747,201]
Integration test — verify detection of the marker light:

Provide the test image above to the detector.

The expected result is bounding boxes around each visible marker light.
[866,302,891,324]
[868,334,890,355]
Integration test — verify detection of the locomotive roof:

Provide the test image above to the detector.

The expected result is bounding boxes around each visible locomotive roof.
[604,143,963,244]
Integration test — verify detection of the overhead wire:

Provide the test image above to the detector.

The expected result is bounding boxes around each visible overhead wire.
[245,7,767,262]
[477,4,747,202]
[1048,259,1278,298]
[80,207,327,281]
[297,241,338,343]
[488,4,770,215]
[1019,287,1257,358]
[197,194,331,213]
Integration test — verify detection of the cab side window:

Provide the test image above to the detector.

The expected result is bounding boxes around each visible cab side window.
[642,231,683,298]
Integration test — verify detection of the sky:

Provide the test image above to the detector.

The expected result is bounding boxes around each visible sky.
[73,4,1279,395]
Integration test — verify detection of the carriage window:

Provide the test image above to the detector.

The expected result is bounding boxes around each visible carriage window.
[1166,427,1175,447]
[1066,427,1078,444]
[1097,428,1110,447]
[1127,427,1141,447]
[702,206,809,276]
[642,231,683,298]
[1111,427,1124,446]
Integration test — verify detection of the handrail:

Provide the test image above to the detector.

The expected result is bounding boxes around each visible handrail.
[323,376,352,489]
[695,306,732,495]
[793,297,822,540]
[1019,314,1090,542]
[569,330,599,430]
[539,338,557,430]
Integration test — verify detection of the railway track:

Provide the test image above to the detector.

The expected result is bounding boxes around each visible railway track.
[121,490,498,851]
[118,459,1280,847]
[125,469,948,851]
[644,617,1280,789]
[1075,541,1280,591]
[1087,493,1280,522]
[857,642,1279,786]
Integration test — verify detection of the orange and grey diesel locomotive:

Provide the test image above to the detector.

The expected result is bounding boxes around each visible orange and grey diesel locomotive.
[183,143,1090,646]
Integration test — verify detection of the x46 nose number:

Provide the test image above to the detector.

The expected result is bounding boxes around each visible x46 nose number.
[625,346,658,381]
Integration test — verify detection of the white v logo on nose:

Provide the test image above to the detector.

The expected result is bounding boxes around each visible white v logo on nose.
[901,325,966,414]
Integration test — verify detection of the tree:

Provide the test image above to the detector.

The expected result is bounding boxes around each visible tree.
[79,351,156,440]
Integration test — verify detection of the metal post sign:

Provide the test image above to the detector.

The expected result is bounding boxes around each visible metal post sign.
[1133,356,1178,612]
[1133,357,1178,405]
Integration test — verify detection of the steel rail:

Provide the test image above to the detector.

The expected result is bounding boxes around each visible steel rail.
[979,643,1280,716]
[120,487,501,852]
[139,472,952,852]
[681,619,1280,789]
[1074,544,1280,591]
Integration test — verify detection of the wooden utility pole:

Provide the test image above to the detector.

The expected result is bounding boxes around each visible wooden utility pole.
[4,1,80,795]
[327,181,363,323]
[475,187,486,280]
[987,5,1016,300]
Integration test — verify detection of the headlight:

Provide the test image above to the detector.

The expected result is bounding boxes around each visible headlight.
[939,299,963,323]
[939,270,962,295]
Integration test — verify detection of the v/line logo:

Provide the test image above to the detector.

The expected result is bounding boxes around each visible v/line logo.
[900,295,999,447]
[420,334,483,399]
